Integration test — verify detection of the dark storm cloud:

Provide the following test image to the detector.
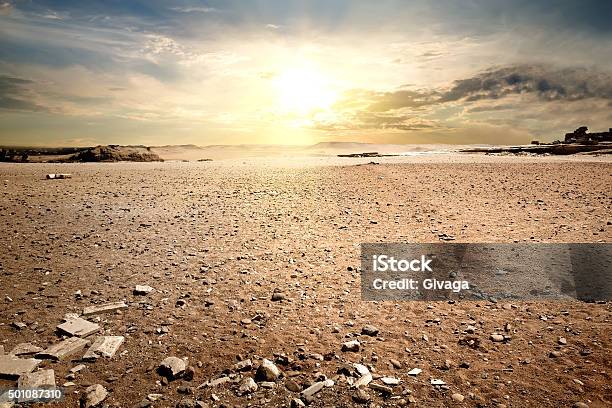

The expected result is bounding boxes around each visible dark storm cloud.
[440,65,612,103]
[0,75,47,112]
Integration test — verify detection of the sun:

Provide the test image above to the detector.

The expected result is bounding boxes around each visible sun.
[273,66,337,115]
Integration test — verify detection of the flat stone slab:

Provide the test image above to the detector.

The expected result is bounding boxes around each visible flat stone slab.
[57,317,100,337]
[0,355,41,379]
[83,336,124,361]
[10,343,43,356]
[37,337,90,361]
[18,369,56,389]
[82,301,127,316]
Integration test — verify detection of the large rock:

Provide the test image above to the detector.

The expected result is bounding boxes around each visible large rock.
[37,337,89,361]
[237,377,258,395]
[82,336,124,361]
[57,317,100,337]
[0,355,41,379]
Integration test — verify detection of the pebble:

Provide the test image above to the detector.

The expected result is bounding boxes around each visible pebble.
[451,393,465,402]
[341,340,360,352]
[558,337,567,345]
[490,334,505,342]
[81,384,108,408]
[381,377,400,385]
[238,377,258,395]
[134,285,154,295]
[361,325,379,337]
[407,368,422,376]
[352,388,371,403]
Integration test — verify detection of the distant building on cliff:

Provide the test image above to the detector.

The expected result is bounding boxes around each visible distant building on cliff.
[564,126,612,144]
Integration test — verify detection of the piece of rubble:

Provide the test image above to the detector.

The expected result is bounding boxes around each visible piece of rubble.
[10,343,43,356]
[81,384,108,408]
[352,388,370,403]
[57,316,100,337]
[451,393,465,402]
[354,363,370,376]
[46,174,72,180]
[70,364,86,373]
[300,381,325,399]
[83,336,124,361]
[255,359,280,382]
[134,285,154,295]
[37,337,90,360]
[17,369,55,389]
[490,334,504,342]
[369,382,393,394]
[271,292,285,301]
[159,357,186,380]
[353,373,373,388]
[342,340,360,352]
[207,376,230,387]
[431,378,446,386]
[407,368,422,376]
[233,359,252,372]
[237,377,258,395]
[82,301,127,316]
[381,377,400,385]
[291,398,306,408]
[0,355,41,379]
[361,325,379,337]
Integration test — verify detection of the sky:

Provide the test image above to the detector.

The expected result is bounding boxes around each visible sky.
[0,0,611,146]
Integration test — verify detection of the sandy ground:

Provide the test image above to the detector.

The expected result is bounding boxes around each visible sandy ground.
[0,154,610,408]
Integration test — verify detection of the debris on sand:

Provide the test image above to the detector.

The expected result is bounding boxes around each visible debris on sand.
[255,359,281,382]
[82,301,127,316]
[133,285,154,295]
[46,173,72,179]
[341,340,360,352]
[37,337,89,361]
[81,384,108,408]
[0,355,41,379]
[158,357,186,380]
[82,336,124,361]
[57,316,100,337]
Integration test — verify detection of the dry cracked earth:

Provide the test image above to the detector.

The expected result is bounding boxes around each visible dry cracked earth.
[0,157,610,408]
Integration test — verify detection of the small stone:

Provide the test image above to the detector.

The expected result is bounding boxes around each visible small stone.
[70,364,86,373]
[549,350,562,358]
[572,403,589,408]
[342,340,360,352]
[407,368,422,376]
[234,359,252,372]
[430,379,446,386]
[300,381,326,398]
[285,379,301,392]
[238,377,258,395]
[271,292,285,301]
[177,385,194,395]
[490,334,504,343]
[381,377,400,385]
[134,285,154,295]
[291,398,306,408]
[184,366,196,381]
[451,393,465,402]
[159,357,186,380]
[362,325,379,337]
[354,363,370,376]
[390,359,402,369]
[558,337,567,345]
[369,382,393,394]
[81,384,108,408]
[352,388,371,403]
[353,373,373,388]
[255,359,280,382]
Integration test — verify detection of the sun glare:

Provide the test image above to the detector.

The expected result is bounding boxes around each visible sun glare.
[273,66,337,115]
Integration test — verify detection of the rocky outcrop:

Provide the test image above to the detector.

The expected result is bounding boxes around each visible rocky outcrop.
[60,145,163,162]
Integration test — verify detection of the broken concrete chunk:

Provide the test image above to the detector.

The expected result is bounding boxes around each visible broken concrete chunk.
[134,285,154,295]
[369,382,393,394]
[82,301,127,316]
[57,317,100,337]
[17,369,55,389]
[37,337,89,360]
[353,363,370,377]
[300,381,325,399]
[407,368,422,376]
[158,357,186,380]
[255,359,281,382]
[82,336,124,361]
[0,355,41,379]
[81,384,107,408]
[10,343,43,356]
